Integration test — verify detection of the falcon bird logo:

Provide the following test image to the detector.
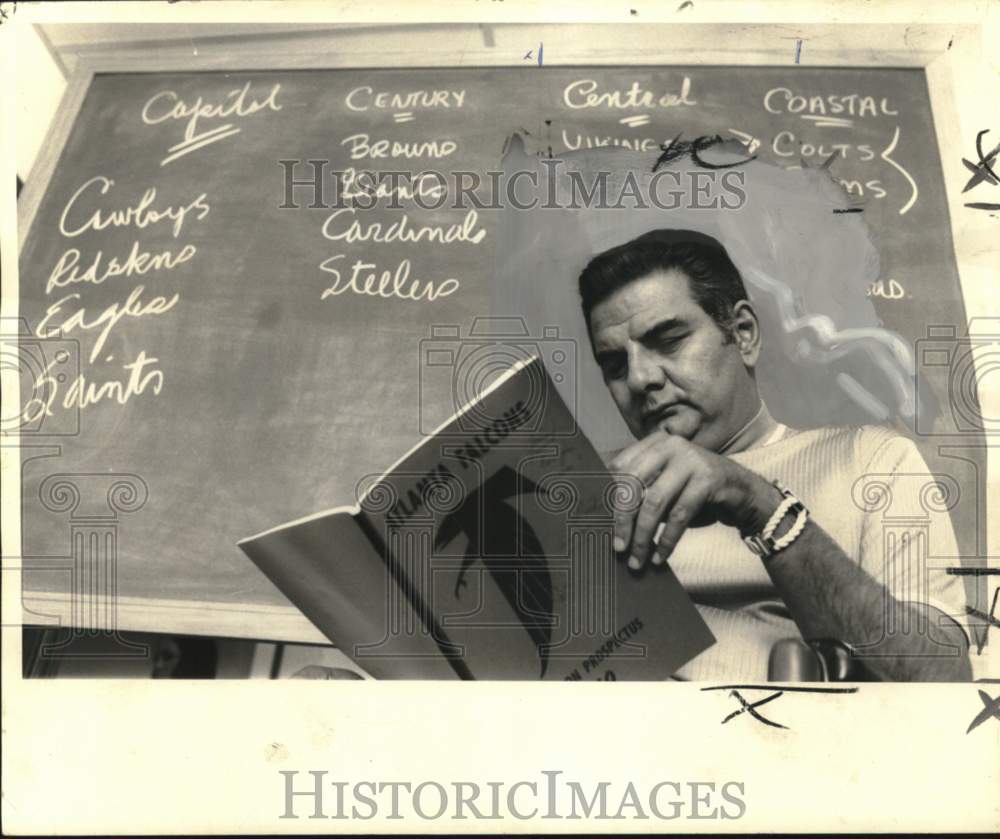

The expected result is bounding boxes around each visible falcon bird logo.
[434,465,554,676]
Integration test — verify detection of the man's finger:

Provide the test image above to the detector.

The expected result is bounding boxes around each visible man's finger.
[656,478,711,559]
[608,430,676,482]
[608,472,645,555]
[628,467,691,570]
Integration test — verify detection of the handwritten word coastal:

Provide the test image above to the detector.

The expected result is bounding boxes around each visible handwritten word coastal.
[345,87,466,111]
[563,78,696,109]
[764,88,898,118]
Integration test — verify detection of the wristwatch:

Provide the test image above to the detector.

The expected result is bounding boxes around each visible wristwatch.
[743,480,809,560]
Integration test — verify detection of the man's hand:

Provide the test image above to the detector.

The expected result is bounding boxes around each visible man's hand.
[608,431,782,569]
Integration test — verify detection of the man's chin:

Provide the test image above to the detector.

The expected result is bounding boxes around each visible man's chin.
[640,415,699,440]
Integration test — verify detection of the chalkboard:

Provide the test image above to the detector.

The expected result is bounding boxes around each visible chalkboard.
[16,66,983,637]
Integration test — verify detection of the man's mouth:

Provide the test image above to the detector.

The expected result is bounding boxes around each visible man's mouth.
[642,404,681,430]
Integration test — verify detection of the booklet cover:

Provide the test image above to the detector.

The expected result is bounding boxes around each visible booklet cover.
[239,356,715,679]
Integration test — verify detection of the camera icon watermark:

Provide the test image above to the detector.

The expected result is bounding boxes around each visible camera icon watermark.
[0,318,80,437]
[418,317,578,437]
[914,319,1000,436]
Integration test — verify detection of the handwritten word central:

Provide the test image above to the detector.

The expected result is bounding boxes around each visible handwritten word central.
[563,78,696,109]
[345,87,466,111]
[321,208,486,245]
[60,176,210,239]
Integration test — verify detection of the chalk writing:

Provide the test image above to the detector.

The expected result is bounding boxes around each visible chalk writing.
[341,134,457,161]
[772,133,875,161]
[867,278,906,299]
[764,88,898,121]
[880,126,919,215]
[59,176,210,239]
[141,81,282,165]
[338,168,447,205]
[36,286,180,363]
[563,78,696,110]
[345,87,466,111]
[22,349,165,420]
[321,208,486,245]
[46,242,197,295]
[319,255,460,303]
[561,131,659,152]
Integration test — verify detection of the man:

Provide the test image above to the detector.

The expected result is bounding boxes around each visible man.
[581,228,971,681]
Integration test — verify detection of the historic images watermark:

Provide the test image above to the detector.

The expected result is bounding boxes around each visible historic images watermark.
[279,770,747,821]
[276,156,749,214]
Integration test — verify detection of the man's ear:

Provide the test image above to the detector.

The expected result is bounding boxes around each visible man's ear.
[729,300,761,367]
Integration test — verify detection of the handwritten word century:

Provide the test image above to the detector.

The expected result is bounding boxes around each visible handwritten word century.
[141,81,282,164]
[563,78,696,109]
[345,87,467,111]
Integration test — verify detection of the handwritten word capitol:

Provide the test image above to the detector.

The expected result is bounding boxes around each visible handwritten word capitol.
[141,81,282,166]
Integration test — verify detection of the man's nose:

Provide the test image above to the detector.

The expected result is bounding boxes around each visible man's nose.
[626,348,666,393]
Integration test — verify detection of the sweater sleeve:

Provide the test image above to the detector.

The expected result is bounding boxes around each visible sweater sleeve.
[855,430,970,646]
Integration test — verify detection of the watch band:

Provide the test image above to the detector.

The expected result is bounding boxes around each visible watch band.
[743,480,809,559]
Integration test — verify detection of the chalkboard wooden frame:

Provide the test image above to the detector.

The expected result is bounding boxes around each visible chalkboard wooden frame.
[15,21,995,642]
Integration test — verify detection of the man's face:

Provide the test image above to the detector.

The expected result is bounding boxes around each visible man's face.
[588,269,756,452]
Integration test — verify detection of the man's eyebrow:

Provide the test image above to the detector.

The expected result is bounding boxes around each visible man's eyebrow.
[639,317,686,341]
[593,346,624,365]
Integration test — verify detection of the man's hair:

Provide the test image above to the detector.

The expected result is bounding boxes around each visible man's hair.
[578,229,749,340]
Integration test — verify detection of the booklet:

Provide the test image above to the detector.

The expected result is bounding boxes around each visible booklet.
[239,356,715,679]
